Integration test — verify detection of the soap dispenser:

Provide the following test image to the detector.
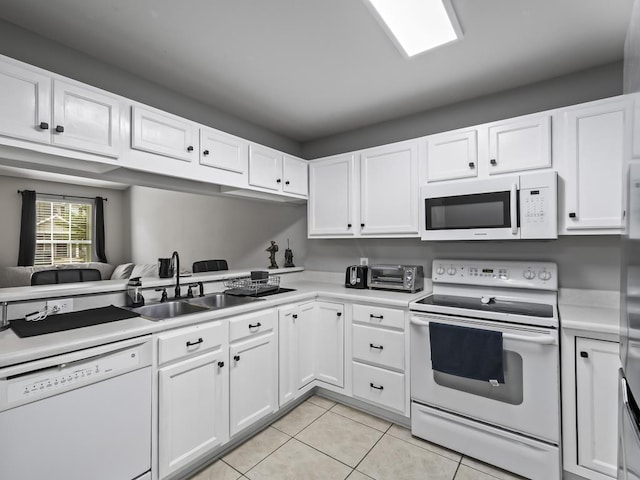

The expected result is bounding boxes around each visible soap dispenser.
[126,277,145,307]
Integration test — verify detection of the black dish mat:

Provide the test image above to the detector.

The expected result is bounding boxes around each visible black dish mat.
[10,305,141,338]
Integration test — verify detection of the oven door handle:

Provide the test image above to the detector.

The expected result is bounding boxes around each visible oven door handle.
[411,317,556,345]
[510,182,518,235]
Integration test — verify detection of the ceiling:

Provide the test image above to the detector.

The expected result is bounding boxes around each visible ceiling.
[0,0,634,142]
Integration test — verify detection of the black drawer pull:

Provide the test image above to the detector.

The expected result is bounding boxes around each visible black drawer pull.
[203,149,210,156]
[292,314,298,319]
[248,322,262,329]
[285,180,290,185]
[468,162,475,169]
[186,337,203,347]
[39,122,49,130]
[347,224,352,228]
[234,355,240,361]
[370,314,384,319]
[337,312,342,317]
[370,383,384,390]
[218,361,225,368]
[276,178,282,183]
[187,145,194,152]
[569,212,577,218]
[55,125,64,133]
[580,351,589,358]
[490,159,497,166]
[369,343,384,350]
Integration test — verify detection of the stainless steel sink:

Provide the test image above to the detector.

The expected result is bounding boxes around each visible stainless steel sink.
[131,301,209,320]
[185,292,263,309]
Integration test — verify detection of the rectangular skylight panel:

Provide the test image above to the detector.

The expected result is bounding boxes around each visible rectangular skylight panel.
[368,0,461,57]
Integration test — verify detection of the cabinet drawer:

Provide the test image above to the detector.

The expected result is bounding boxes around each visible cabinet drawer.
[158,321,226,365]
[352,361,405,413]
[352,324,404,370]
[229,309,276,343]
[353,304,405,330]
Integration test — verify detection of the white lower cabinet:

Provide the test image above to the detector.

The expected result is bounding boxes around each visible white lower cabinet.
[315,301,345,388]
[575,337,620,478]
[351,303,407,415]
[157,322,229,480]
[229,309,278,437]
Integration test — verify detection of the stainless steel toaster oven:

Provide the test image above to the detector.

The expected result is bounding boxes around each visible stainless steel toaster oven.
[367,264,424,293]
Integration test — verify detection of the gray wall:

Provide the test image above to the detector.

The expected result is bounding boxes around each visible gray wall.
[624,0,640,93]
[305,236,622,291]
[0,19,301,157]
[126,186,307,271]
[301,62,624,159]
[0,175,128,267]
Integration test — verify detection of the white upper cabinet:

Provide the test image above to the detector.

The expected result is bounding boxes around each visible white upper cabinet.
[308,154,358,236]
[488,114,551,174]
[426,129,478,182]
[248,145,308,197]
[360,141,420,235]
[199,127,247,174]
[0,60,51,144]
[131,106,198,162]
[283,155,308,196]
[52,80,121,157]
[561,97,630,233]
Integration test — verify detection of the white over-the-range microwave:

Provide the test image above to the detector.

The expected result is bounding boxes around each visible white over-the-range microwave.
[420,171,557,241]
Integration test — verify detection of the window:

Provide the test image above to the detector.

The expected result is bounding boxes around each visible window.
[35,198,92,266]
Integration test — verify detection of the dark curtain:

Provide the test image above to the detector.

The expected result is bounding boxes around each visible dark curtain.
[94,197,108,263]
[17,190,36,266]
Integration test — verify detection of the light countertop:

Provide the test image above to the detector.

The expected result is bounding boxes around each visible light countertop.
[558,288,620,337]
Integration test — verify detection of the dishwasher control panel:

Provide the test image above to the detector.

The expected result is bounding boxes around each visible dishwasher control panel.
[0,338,151,410]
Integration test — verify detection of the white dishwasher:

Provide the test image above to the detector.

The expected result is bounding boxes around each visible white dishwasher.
[0,336,152,480]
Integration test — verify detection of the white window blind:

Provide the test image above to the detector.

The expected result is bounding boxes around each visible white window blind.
[35,198,92,266]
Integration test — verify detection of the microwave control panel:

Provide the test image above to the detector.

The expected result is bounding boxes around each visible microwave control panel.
[519,172,558,239]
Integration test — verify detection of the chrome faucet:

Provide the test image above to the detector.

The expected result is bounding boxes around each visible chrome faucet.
[172,251,181,298]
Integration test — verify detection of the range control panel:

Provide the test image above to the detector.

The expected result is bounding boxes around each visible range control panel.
[432,259,558,290]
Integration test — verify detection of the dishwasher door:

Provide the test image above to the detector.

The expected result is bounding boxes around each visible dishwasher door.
[0,338,152,480]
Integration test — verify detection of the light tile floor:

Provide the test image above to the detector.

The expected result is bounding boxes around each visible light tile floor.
[189,396,526,480]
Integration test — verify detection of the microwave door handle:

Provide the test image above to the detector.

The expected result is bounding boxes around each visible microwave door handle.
[510,183,518,235]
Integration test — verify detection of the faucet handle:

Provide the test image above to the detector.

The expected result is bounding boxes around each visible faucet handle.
[155,287,168,303]
[197,282,204,297]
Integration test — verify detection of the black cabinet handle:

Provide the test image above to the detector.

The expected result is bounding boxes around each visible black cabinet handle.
[187,145,194,152]
[186,337,203,347]
[580,351,589,358]
[370,383,384,390]
[248,322,262,329]
[285,180,290,185]
[39,122,49,130]
[490,159,497,166]
[234,355,240,361]
[468,162,475,169]
[218,361,225,368]
[337,312,342,317]
[203,149,210,156]
[55,125,64,133]
[369,343,384,350]
[292,314,298,319]
[347,224,352,228]
[370,314,384,319]
[569,212,577,218]
[361,223,365,228]
[276,178,282,183]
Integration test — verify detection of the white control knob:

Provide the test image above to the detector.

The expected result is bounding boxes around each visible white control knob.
[539,270,552,281]
[447,267,457,276]
[481,296,494,304]
[523,269,536,280]
[436,266,445,275]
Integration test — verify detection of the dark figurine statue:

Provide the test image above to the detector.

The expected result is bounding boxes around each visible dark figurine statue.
[284,238,295,267]
[266,240,279,269]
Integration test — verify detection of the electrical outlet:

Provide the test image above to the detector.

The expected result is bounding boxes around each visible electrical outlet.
[360,257,369,266]
[47,298,73,314]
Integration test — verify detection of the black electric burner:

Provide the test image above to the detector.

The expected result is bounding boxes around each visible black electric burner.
[417,294,554,318]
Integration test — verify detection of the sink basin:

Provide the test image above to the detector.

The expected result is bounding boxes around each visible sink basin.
[131,301,209,320]
[185,292,263,309]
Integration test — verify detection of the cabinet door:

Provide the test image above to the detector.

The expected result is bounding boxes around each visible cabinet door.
[131,106,197,162]
[488,114,551,174]
[308,154,358,236]
[199,127,247,174]
[0,60,51,143]
[296,302,316,389]
[52,80,121,157]
[158,350,228,479]
[426,130,478,182]
[633,96,640,159]
[229,330,278,437]
[315,302,344,387]
[248,144,282,191]
[563,99,629,231]
[575,337,620,478]
[278,305,297,407]
[283,155,308,196]
[360,141,419,235]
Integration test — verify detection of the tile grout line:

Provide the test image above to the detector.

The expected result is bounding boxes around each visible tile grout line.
[328,405,392,434]
[348,421,393,476]
[241,434,296,479]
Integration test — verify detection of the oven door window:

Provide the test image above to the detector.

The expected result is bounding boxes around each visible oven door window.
[425,191,515,230]
[433,350,524,405]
